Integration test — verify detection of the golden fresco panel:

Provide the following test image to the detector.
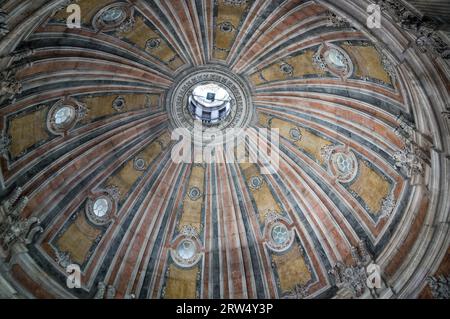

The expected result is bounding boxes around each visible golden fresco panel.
[250,50,326,85]
[80,94,155,124]
[213,0,250,60]
[163,264,199,299]
[105,132,170,201]
[350,161,391,214]
[271,244,312,293]
[240,162,282,225]
[259,114,333,164]
[118,17,183,70]
[342,44,391,84]
[56,214,101,265]
[178,165,205,234]
[8,107,50,158]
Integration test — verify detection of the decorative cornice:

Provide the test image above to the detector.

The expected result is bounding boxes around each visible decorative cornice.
[375,0,450,59]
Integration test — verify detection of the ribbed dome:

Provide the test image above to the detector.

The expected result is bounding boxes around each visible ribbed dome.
[0,0,449,299]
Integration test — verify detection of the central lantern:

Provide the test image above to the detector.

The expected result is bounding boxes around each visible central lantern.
[188,83,232,124]
[166,65,255,146]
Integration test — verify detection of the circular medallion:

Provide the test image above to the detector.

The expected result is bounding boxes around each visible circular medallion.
[325,48,347,69]
[188,186,202,201]
[47,98,85,135]
[101,7,125,24]
[113,96,126,111]
[271,223,289,245]
[54,106,75,125]
[133,157,147,171]
[289,127,302,141]
[177,239,196,260]
[249,176,263,190]
[93,198,109,217]
[324,146,359,183]
[330,151,358,182]
[85,195,114,225]
[146,38,161,50]
[171,236,201,268]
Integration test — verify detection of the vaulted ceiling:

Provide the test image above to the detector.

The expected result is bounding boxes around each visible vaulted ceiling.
[0,0,449,299]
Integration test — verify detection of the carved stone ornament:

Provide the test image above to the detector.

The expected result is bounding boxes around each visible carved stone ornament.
[427,275,450,299]
[0,187,43,253]
[379,192,396,219]
[170,224,202,268]
[393,144,424,178]
[47,97,88,136]
[223,0,247,7]
[263,211,294,253]
[0,70,22,102]
[0,133,11,159]
[52,246,73,268]
[180,224,199,239]
[85,193,114,226]
[329,241,373,298]
[282,284,310,299]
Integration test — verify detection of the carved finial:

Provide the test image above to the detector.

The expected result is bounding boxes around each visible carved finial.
[351,246,360,265]
[326,11,351,28]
